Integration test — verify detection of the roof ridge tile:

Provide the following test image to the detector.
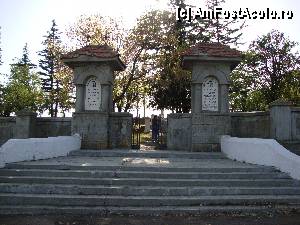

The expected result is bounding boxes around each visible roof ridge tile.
[62,44,118,59]
[182,42,241,58]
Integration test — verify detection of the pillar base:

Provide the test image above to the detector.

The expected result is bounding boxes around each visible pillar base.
[72,112,109,149]
[15,110,37,139]
[191,113,231,152]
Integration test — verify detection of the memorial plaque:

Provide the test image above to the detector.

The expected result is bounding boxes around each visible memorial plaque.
[202,77,218,111]
[85,77,101,110]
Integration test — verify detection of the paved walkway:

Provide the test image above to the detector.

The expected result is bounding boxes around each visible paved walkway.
[11,150,261,169]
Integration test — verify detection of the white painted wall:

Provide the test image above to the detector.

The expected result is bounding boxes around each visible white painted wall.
[0,135,81,168]
[221,135,300,180]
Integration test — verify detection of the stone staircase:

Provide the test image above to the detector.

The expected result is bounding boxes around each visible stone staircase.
[0,149,300,215]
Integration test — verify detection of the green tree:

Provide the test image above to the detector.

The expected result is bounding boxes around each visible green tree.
[171,0,210,45]
[151,1,195,113]
[1,44,44,116]
[0,84,8,116]
[128,7,191,113]
[66,14,124,49]
[39,20,74,117]
[205,0,246,46]
[282,70,300,105]
[113,10,171,112]
[148,0,246,112]
[230,30,300,111]
[142,1,204,112]
[66,14,147,112]
[151,46,191,113]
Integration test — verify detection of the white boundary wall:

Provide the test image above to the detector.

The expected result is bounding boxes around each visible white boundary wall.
[221,135,300,180]
[0,135,81,168]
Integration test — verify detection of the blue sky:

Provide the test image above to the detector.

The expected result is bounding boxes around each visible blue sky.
[0,0,299,116]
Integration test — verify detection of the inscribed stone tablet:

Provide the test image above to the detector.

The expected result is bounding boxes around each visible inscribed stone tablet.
[202,77,218,111]
[85,77,101,110]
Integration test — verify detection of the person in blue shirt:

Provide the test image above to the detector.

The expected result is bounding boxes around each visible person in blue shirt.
[152,115,160,143]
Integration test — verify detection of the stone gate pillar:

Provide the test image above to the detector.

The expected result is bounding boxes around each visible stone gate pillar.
[182,43,241,151]
[270,100,293,141]
[62,45,126,149]
[15,110,37,139]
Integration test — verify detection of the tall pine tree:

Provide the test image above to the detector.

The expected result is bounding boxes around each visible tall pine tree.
[149,0,210,113]
[2,44,43,116]
[205,0,246,46]
[10,44,37,85]
[39,20,68,117]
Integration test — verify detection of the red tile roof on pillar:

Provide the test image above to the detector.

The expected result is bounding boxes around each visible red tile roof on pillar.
[182,42,241,58]
[62,45,119,59]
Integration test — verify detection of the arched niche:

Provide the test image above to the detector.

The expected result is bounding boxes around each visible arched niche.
[85,76,101,110]
[202,76,218,111]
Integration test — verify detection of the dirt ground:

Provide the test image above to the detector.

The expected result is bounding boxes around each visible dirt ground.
[1,214,300,225]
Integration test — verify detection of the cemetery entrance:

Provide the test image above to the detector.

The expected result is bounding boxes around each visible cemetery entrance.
[131,116,141,149]
[61,43,242,152]
[131,115,167,150]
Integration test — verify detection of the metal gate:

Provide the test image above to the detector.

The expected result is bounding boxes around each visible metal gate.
[131,116,167,150]
[157,117,167,149]
[131,116,141,149]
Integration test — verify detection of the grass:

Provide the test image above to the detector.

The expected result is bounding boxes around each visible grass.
[140,132,152,143]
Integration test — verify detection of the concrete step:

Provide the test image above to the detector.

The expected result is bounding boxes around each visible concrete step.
[1,193,300,207]
[1,152,299,216]
[1,183,300,196]
[0,169,289,179]
[68,150,227,159]
[5,164,278,173]
[1,205,299,216]
[0,176,298,187]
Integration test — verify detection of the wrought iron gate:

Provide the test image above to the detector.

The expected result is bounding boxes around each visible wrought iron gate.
[131,116,141,149]
[157,117,167,149]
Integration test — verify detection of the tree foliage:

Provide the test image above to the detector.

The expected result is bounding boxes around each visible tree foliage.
[147,5,191,112]
[67,15,124,50]
[148,0,246,113]
[205,0,246,45]
[134,7,193,113]
[0,44,44,116]
[281,70,300,105]
[67,12,188,113]
[116,10,173,112]
[230,30,300,111]
[64,0,246,113]
[66,14,149,112]
[151,52,191,112]
[39,20,74,117]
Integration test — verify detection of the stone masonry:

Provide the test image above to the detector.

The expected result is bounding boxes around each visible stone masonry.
[62,45,132,149]
[167,43,300,152]
[0,44,300,151]
[167,43,242,152]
